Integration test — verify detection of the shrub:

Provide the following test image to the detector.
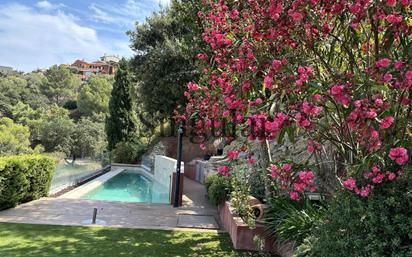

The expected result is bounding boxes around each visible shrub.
[204,173,218,192]
[265,196,325,247]
[309,173,412,257]
[0,155,55,210]
[249,169,266,203]
[207,174,232,205]
[111,140,147,164]
[230,165,256,228]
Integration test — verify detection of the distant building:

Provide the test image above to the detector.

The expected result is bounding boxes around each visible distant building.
[71,59,116,80]
[0,66,13,74]
[100,54,120,63]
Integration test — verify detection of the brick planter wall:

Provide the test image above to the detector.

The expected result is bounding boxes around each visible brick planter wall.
[218,201,293,257]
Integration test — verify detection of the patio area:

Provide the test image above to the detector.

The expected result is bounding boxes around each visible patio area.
[0,177,219,231]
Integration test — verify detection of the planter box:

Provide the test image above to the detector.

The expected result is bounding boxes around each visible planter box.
[218,201,293,257]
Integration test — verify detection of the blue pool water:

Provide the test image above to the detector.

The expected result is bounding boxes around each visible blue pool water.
[81,170,170,203]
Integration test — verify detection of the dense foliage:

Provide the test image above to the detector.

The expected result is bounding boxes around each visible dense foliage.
[206,173,232,205]
[265,197,324,247]
[309,173,412,257]
[41,65,81,106]
[0,64,113,166]
[0,117,33,155]
[77,76,113,119]
[128,0,204,127]
[111,140,147,164]
[0,155,55,210]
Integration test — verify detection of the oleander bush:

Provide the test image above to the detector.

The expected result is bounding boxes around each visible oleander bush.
[309,172,412,257]
[0,155,55,210]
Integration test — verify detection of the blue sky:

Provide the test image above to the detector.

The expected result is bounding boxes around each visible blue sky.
[0,0,169,72]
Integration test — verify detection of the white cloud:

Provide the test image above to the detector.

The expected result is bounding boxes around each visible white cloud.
[152,0,171,7]
[35,1,64,10]
[36,1,52,9]
[89,0,169,27]
[0,3,132,72]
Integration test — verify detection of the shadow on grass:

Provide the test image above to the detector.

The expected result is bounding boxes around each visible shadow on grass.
[0,223,265,257]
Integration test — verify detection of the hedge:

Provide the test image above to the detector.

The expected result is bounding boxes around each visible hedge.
[0,155,55,210]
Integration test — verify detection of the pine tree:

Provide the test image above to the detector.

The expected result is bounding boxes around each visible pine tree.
[105,60,137,150]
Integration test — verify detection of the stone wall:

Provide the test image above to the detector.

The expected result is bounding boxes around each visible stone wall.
[141,137,207,170]
[207,135,338,194]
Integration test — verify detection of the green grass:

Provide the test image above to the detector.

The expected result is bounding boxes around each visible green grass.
[0,223,260,257]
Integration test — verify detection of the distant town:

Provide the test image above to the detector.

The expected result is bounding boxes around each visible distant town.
[0,54,121,80]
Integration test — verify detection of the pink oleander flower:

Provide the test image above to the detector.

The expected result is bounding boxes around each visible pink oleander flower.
[282,163,292,172]
[376,58,391,68]
[359,186,371,197]
[242,81,251,92]
[289,191,300,201]
[264,75,273,89]
[187,82,200,91]
[294,182,306,192]
[374,98,384,108]
[386,0,396,7]
[389,147,409,165]
[223,110,230,117]
[383,73,393,82]
[271,164,279,178]
[380,116,394,129]
[307,140,321,153]
[299,170,314,182]
[400,0,409,6]
[372,173,385,184]
[387,172,397,180]
[218,165,231,176]
[395,60,403,70]
[386,14,403,23]
[196,53,207,60]
[312,94,321,102]
[255,98,263,105]
[271,59,282,71]
[227,150,239,160]
[406,70,412,80]
[343,177,357,191]
[302,101,323,116]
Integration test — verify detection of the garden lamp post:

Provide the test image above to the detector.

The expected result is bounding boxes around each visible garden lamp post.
[173,124,184,207]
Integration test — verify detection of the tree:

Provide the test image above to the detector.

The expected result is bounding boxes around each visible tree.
[105,60,137,150]
[41,65,81,106]
[11,102,44,146]
[128,0,203,126]
[0,117,32,155]
[0,72,48,118]
[71,118,106,159]
[77,76,113,118]
[39,106,75,154]
[0,75,29,117]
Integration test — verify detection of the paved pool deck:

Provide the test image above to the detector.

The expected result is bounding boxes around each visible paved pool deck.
[0,177,220,232]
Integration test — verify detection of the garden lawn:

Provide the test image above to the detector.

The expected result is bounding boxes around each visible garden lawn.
[0,223,258,257]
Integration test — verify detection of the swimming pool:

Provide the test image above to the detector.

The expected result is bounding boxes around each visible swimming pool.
[81,170,170,203]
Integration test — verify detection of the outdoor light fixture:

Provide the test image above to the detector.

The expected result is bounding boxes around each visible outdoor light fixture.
[173,124,184,207]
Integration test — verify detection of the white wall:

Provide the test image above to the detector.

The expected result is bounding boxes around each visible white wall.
[154,155,184,187]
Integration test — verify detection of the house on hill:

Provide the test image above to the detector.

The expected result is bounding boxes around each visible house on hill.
[71,59,117,80]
